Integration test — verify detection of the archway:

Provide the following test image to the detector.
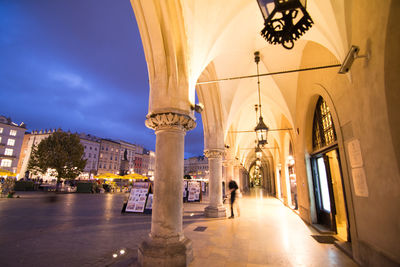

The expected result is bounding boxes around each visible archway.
[309,96,349,241]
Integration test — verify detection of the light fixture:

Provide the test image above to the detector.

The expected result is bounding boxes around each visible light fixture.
[255,145,262,159]
[288,155,295,166]
[257,0,313,49]
[256,158,261,166]
[254,51,269,146]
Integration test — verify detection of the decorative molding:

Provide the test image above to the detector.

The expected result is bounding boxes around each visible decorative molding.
[204,149,224,158]
[145,112,196,131]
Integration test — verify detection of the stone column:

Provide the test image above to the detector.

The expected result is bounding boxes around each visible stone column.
[226,163,234,183]
[139,112,195,267]
[204,149,226,218]
[234,165,240,189]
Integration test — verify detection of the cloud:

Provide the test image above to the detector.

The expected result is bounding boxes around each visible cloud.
[49,71,91,92]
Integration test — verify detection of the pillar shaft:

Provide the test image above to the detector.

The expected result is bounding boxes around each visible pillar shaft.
[226,164,234,182]
[151,127,185,240]
[204,150,226,217]
[139,112,195,267]
[234,165,241,189]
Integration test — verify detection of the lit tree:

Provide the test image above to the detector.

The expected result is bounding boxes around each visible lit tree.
[28,131,86,187]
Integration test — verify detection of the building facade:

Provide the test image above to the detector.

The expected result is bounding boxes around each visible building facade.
[133,152,143,175]
[184,156,209,180]
[141,149,152,177]
[147,150,155,180]
[98,139,121,175]
[0,116,26,174]
[79,133,100,179]
[118,140,138,175]
[17,129,56,180]
[17,130,153,179]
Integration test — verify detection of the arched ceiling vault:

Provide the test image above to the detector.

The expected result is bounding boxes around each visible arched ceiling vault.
[180,0,348,164]
[132,0,349,164]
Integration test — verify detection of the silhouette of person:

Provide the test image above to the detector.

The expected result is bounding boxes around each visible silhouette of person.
[228,180,238,218]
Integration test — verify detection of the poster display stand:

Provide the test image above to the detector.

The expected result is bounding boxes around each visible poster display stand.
[124,182,153,214]
[183,180,202,202]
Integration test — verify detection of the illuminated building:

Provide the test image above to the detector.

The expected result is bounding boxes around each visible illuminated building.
[0,116,26,175]
[98,139,121,175]
[78,133,101,179]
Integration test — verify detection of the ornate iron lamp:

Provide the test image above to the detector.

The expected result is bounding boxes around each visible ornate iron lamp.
[256,0,313,49]
[254,51,269,146]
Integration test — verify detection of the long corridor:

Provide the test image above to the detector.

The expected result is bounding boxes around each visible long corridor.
[186,188,358,267]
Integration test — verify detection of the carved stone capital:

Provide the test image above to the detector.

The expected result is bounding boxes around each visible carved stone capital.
[145,112,196,132]
[204,149,224,159]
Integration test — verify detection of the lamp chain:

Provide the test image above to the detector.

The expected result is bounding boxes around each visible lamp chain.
[255,52,262,118]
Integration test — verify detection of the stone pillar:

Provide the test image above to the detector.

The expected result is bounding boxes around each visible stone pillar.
[226,163,234,182]
[204,149,226,218]
[234,165,240,189]
[139,112,195,267]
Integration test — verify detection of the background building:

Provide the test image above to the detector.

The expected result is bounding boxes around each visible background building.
[17,129,56,180]
[78,133,100,179]
[147,150,155,180]
[14,124,154,180]
[184,156,209,180]
[98,139,121,175]
[0,116,26,174]
[118,140,138,175]
[133,152,143,175]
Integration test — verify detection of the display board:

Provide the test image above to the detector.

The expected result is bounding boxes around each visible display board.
[186,180,201,202]
[125,182,152,214]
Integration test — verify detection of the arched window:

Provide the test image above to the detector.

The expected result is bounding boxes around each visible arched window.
[312,97,336,150]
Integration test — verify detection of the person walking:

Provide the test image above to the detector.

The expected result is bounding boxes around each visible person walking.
[228,180,238,218]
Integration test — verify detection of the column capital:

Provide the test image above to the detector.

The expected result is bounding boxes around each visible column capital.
[204,149,224,158]
[145,112,196,132]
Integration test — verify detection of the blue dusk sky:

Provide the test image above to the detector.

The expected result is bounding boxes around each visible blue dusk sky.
[0,0,204,158]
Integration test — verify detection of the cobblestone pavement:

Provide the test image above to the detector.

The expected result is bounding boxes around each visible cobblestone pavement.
[0,191,357,267]
[0,192,206,267]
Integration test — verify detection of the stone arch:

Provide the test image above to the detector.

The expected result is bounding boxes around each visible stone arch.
[196,62,225,150]
[131,0,193,115]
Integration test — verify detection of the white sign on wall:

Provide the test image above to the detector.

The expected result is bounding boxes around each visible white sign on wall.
[351,167,369,197]
[347,139,363,168]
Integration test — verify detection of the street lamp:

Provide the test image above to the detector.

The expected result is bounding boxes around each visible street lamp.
[256,0,313,49]
[255,116,269,146]
[254,51,269,146]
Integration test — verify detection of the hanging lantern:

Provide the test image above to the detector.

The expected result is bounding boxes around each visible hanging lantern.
[255,116,269,146]
[256,0,313,49]
[256,158,261,166]
[255,145,262,159]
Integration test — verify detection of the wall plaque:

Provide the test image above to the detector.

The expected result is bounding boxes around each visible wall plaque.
[347,139,363,168]
[351,167,369,197]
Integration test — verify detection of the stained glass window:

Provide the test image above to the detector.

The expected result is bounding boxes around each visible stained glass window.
[313,97,337,150]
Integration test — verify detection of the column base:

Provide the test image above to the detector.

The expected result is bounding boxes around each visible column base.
[138,236,193,267]
[204,205,227,218]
